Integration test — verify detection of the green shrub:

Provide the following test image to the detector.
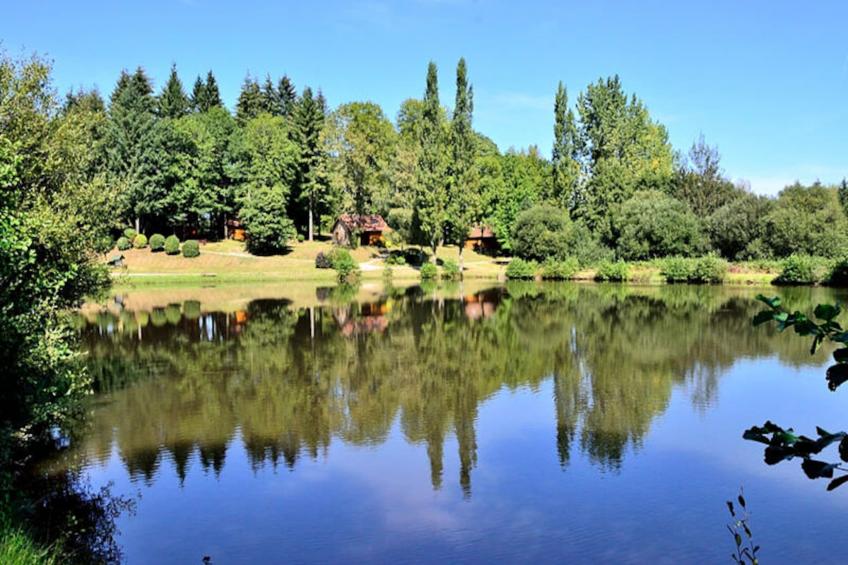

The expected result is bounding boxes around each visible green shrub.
[239,184,297,254]
[385,252,407,266]
[116,236,131,251]
[511,204,572,261]
[329,248,359,283]
[540,257,579,280]
[164,235,180,255]
[182,239,200,258]
[441,259,461,281]
[660,257,694,283]
[315,251,333,269]
[297,233,305,243]
[95,235,114,254]
[775,254,822,285]
[828,258,848,287]
[506,258,537,279]
[615,190,707,260]
[132,233,148,249]
[691,255,727,283]
[123,227,137,240]
[149,233,165,252]
[420,262,438,280]
[595,261,630,282]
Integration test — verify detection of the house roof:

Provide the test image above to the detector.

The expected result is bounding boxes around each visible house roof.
[335,214,391,232]
[467,225,496,239]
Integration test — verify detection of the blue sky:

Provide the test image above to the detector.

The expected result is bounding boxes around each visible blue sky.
[3,0,846,194]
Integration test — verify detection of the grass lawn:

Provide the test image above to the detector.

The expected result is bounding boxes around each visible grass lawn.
[107,239,508,285]
[106,239,782,287]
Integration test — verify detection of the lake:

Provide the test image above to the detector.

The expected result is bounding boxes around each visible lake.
[49,281,848,563]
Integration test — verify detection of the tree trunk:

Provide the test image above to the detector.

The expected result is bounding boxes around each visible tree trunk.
[458,241,465,277]
[308,203,314,242]
[135,217,140,234]
[223,214,228,240]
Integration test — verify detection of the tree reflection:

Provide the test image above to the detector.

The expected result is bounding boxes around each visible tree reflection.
[69,283,840,495]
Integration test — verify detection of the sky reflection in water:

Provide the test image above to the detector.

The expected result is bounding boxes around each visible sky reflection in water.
[57,282,848,564]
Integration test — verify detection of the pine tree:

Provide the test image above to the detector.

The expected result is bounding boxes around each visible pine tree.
[236,75,263,124]
[277,75,298,117]
[203,70,222,109]
[447,57,479,271]
[105,67,158,231]
[158,64,190,119]
[261,75,282,115]
[414,61,449,261]
[840,178,848,216]
[292,87,329,240]
[190,75,206,112]
[550,81,579,210]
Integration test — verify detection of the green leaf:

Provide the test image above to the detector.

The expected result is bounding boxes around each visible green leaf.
[756,295,780,309]
[814,304,841,321]
[752,310,775,327]
[802,458,837,479]
[827,474,848,491]
[826,363,848,391]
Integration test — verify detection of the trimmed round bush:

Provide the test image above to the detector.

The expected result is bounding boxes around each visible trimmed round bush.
[164,235,181,255]
[116,236,131,251]
[595,261,630,282]
[441,259,461,281]
[182,239,200,258]
[132,234,148,249]
[540,257,579,280]
[420,262,438,280]
[506,258,537,280]
[123,227,138,240]
[149,233,165,252]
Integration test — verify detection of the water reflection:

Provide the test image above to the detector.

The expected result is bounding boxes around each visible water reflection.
[70,283,840,498]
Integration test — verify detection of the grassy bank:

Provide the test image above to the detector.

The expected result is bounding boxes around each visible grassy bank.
[0,523,56,565]
[105,239,798,287]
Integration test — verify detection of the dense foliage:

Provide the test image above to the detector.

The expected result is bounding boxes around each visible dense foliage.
[11,53,841,266]
[1,51,119,560]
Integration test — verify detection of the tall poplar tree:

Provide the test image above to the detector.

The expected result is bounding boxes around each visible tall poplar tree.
[292,87,329,240]
[414,61,449,261]
[158,64,190,118]
[447,57,479,272]
[550,81,579,210]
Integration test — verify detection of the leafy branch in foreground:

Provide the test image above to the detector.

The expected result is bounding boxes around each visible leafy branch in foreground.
[726,490,759,565]
[745,295,848,490]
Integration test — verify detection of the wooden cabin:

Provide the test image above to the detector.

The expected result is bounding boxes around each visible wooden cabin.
[331,214,391,247]
[465,225,499,251]
[226,219,246,241]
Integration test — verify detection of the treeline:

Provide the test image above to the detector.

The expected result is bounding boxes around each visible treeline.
[19,52,848,261]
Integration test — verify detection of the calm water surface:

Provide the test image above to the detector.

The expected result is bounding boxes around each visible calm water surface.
[52,282,848,563]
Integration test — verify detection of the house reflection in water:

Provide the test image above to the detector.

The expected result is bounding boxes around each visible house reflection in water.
[333,301,390,337]
[463,287,504,321]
